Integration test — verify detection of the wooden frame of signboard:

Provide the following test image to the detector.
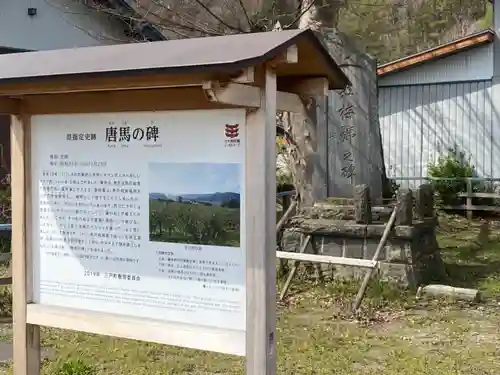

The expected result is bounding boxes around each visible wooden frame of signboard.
[0,28,348,375]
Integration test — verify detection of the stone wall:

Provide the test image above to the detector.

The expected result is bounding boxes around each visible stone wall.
[280,184,444,288]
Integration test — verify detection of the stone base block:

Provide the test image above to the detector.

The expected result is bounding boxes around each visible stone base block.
[281,225,444,290]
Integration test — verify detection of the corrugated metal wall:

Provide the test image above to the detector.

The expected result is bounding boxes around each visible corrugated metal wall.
[379,80,495,187]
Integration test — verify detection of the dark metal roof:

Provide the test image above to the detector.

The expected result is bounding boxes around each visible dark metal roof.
[377,29,494,76]
[0,28,349,90]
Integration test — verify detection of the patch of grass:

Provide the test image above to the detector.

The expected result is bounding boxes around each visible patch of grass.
[56,360,97,375]
[437,214,500,299]
[19,281,497,374]
[0,277,494,374]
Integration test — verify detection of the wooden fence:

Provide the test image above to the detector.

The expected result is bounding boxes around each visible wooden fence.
[451,178,500,219]
[392,177,500,219]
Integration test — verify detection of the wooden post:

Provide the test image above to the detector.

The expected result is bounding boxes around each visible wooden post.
[12,114,41,375]
[245,67,277,375]
[466,178,473,221]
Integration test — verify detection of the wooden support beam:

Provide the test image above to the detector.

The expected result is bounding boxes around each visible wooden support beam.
[280,77,329,97]
[26,305,244,355]
[245,68,277,375]
[268,44,299,67]
[23,87,234,115]
[0,72,232,96]
[203,81,304,113]
[230,67,255,84]
[277,251,377,269]
[12,113,41,375]
[0,98,21,114]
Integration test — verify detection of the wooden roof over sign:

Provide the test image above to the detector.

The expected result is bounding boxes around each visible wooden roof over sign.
[0,28,349,92]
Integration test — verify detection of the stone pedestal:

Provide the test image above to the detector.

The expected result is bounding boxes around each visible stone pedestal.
[281,187,444,288]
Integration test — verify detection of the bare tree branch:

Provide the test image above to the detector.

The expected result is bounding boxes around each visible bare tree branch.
[285,0,317,29]
[190,0,246,33]
[236,0,253,30]
[85,0,312,39]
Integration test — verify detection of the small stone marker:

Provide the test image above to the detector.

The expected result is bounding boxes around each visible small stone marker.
[395,189,413,225]
[415,184,434,219]
[354,184,372,224]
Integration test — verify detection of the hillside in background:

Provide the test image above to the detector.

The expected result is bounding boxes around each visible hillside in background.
[179,192,240,205]
[90,0,492,65]
[149,192,240,206]
[337,0,491,63]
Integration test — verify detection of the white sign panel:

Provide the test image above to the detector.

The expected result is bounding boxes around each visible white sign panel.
[31,109,246,334]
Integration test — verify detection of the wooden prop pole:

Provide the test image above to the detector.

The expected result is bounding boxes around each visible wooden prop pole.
[352,207,397,311]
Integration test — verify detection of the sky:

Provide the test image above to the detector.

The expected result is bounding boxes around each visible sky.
[149,162,241,195]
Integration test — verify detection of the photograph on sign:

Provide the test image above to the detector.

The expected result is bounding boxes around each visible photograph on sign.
[30,109,247,334]
[148,162,241,247]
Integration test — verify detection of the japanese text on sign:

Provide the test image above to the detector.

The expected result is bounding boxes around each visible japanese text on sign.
[32,110,247,334]
[105,122,160,142]
[66,133,97,141]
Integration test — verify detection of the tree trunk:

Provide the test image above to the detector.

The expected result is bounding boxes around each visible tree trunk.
[285,0,322,208]
[288,100,318,207]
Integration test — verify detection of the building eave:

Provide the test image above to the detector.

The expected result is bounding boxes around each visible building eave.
[377,29,495,77]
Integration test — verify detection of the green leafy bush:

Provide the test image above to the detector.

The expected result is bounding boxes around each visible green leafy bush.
[56,360,97,375]
[427,146,475,205]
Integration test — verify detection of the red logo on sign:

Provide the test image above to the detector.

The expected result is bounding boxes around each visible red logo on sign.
[225,124,239,139]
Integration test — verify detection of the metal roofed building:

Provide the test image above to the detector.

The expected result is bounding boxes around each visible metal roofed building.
[377,24,499,187]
